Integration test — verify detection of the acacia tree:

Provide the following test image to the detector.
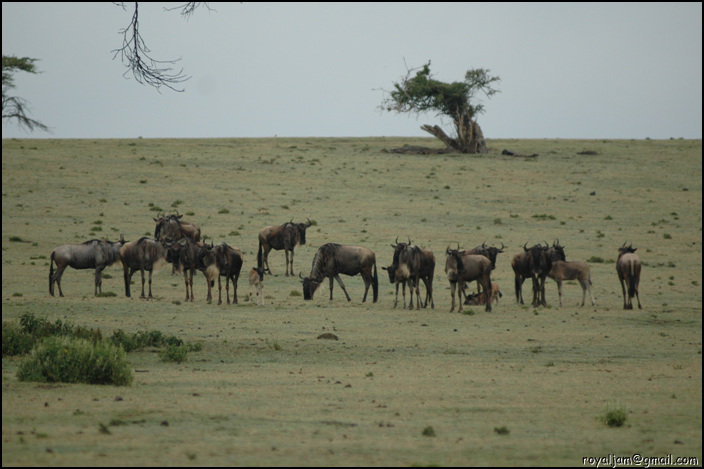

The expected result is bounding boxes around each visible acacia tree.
[2,55,49,132]
[381,61,500,154]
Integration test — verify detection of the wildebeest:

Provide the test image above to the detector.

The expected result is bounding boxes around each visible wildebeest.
[445,247,493,313]
[249,267,266,305]
[258,218,312,276]
[511,242,552,307]
[120,237,168,299]
[464,241,504,294]
[464,282,503,306]
[198,242,244,305]
[389,238,435,309]
[49,237,126,297]
[164,237,208,302]
[382,263,413,309]
[154,213,201,243]
[616,242,642,310]
[300,243,378,303]
[545,241,594,307]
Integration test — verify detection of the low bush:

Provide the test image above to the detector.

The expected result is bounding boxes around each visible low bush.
[16,336,133,386]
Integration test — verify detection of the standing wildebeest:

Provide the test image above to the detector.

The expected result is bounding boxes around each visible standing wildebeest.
[154,213,201,242]
[382,263,413,309]
[545,240,595,307]
[120,237,168,299]
[49,237,126,297]
[389,238,435,309]
[249,267,266,305]
[301,243,378,303]
[616,242,642,310]
[511,242,552,307]
[198,242,244,304]
[258,218,312,276]
[445,247,493,313]
[463,242,504,295]
[164,237,208,302]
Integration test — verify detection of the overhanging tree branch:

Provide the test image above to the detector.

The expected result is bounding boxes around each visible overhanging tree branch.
[111,2,212,92]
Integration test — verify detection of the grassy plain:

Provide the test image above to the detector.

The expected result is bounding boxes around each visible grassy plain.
[2,137,702,466]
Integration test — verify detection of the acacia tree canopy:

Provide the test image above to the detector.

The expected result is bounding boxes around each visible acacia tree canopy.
[382,61,500,153]
[2,55,49,132]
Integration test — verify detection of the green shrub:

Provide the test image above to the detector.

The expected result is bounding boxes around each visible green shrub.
[2,321,35,356]
[159,344,188,363]
[599,403,628,427]
[16,336,133,386]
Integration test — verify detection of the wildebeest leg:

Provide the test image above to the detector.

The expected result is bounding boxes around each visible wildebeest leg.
[184,269,191,302]
[514,275,524,305]
[262,246,272,275]
[52,265,67,298]
[94,266,105,296]
[619,275,629,309]
[332,275,352,302]
[284,249,292,276]
[423,277,434,309]
[480,277,492,312]
[217,276,223,305]
[123,266,134,297]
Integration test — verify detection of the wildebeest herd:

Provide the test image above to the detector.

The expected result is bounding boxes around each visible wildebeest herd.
[48,212,643,310]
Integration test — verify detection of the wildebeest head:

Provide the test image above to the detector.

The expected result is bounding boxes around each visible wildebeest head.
[618,242,637,256]
[524,242,550,275]
[292,218,313,246]
[300,273,324,300]
[549,239,567,262]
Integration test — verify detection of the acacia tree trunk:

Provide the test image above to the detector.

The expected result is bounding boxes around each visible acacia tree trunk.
[420,114,487,154]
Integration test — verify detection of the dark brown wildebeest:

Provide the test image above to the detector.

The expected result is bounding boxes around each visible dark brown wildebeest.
[389,238,435,309]
[248,266,266,305]
[164,237,208,302]
[545,240,594,307]
[154,213,201,243]
[511,242,552,307]
[120,237,168,299]
[463,241,504,295]
[445,247,493,313]
[198,242,244,305]
[616,242,642,310]
[49,237,126,297]
[300,243,378,303]
[258,218,312,276]
[464,282,502,306]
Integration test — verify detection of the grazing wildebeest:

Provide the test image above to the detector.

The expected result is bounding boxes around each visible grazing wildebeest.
[164,237,208,302]
[389,238,435,309]
[616,242,642,310]
[511,243,552,307]
[49,237,126,297]
[154,213,201,242]
[445,247,493,313]
[464,282,503,306]
[300,243,378,303]
[120,237,168,299]
[248,267,266,305]
[198,242,244,304]
[545,240,594,307]
[258,218,312,276]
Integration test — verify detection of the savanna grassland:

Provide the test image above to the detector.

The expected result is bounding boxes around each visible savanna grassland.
[2,137,702,466]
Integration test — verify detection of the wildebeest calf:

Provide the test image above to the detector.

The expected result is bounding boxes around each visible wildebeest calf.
[249,267,266,305]
[548,260,595,307]
[464,282,503,306]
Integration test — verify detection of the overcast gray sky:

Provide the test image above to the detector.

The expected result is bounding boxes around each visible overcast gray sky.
[2,2,702,139]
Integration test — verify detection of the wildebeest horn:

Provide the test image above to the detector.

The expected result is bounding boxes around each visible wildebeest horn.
[499,242,504,251]
[523,242,529,251]
[305,217,312,226]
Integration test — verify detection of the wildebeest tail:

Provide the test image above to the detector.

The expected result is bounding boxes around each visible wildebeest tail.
[372,262,378,303]
[49,251,55,296]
